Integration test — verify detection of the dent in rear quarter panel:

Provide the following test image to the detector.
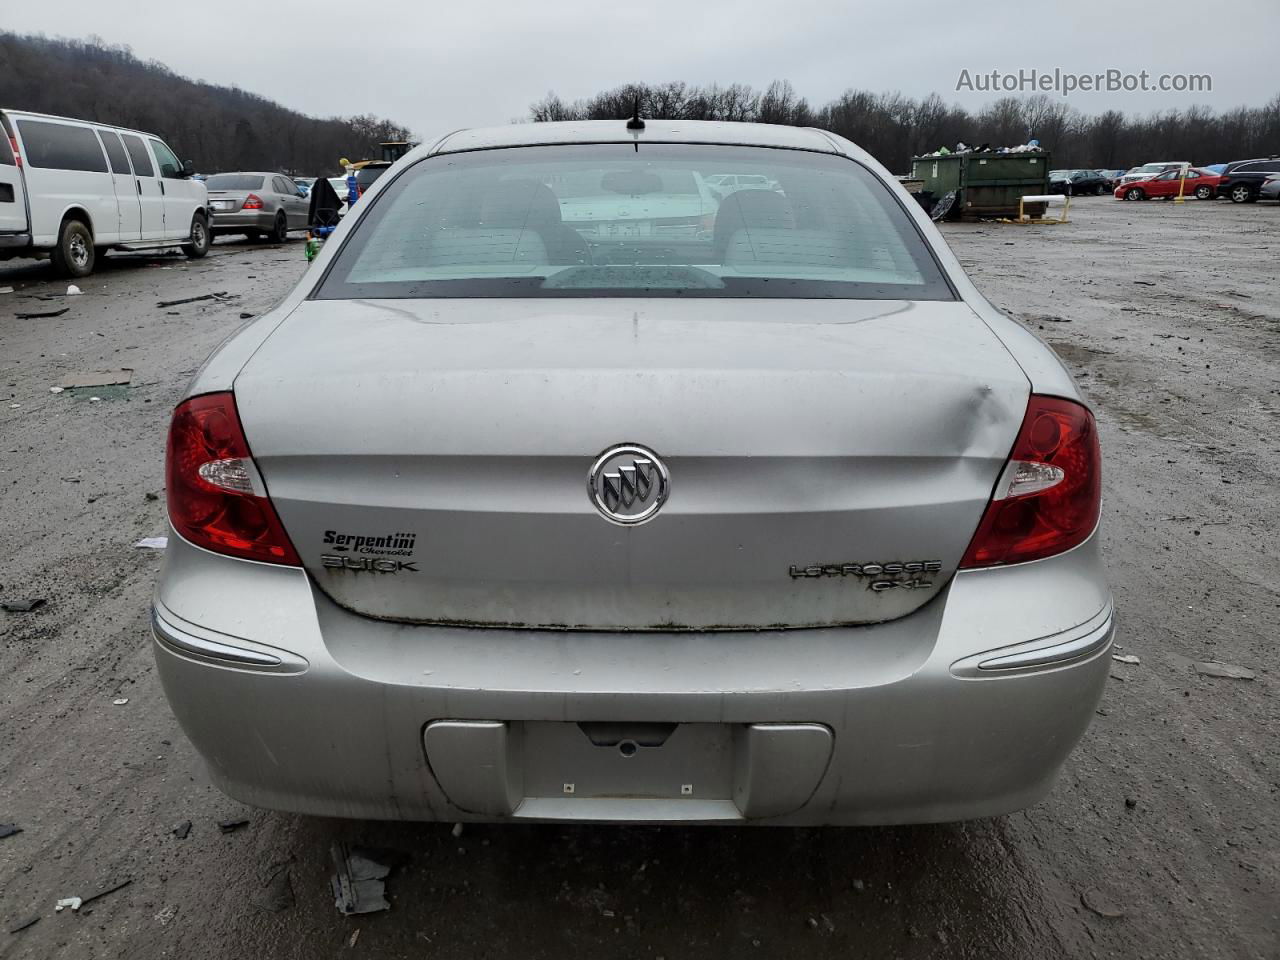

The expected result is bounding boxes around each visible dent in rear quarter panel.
[964,296,1084,402]
[184,307,300,398]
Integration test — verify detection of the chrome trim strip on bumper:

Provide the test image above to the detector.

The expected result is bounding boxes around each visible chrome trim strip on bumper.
[951,603,1115,678]
[151,606,285,668]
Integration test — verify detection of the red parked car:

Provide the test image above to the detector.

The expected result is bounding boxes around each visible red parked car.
[1115,168,1221,201]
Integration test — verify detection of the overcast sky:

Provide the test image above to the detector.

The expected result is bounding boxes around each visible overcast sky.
[5,0,1276,140]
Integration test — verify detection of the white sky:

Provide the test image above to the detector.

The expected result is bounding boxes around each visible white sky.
[5,0,1275,140]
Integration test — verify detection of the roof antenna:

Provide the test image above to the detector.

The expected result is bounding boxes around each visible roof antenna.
[626,97,645,131]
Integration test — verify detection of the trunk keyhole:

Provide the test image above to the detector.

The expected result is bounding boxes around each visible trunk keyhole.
[618,740,639,758]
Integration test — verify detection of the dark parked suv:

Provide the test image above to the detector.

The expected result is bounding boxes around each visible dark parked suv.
[1216,157,1280,203]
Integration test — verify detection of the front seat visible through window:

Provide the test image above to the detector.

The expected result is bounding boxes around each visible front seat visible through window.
[713,190,797,261]
[479,179,591,266]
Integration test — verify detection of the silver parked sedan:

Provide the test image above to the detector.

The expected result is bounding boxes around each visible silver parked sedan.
[206,172,308,242]
[154,120,1112,826]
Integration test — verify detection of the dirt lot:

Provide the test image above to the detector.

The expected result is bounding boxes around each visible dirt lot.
[1,201,1277,960]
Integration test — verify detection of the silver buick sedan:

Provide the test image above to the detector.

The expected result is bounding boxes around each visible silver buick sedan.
[153,120,1112,826]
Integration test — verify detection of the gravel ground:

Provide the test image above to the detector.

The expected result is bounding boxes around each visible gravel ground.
[1,201,1277,959]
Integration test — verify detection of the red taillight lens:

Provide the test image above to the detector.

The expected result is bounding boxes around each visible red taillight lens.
[242,193,264,210]
[960,395,1101,569]
[9,135,21,167]
[165,392,300,565]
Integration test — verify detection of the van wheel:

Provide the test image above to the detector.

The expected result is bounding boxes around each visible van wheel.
[182,213,210,258]
[270,212,289,244]
[52,218,95,278]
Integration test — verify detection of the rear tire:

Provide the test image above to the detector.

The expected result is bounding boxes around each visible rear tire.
[1194,185,1213,200]
[51,218,94,278]
[182,213,210,258]
[270,212,288,244]
[1125,188,1146,201]
[1229,183,1256,203]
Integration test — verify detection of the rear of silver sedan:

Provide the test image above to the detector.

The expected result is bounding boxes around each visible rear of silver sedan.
[205,172,275,237]
[152,122,1112,825]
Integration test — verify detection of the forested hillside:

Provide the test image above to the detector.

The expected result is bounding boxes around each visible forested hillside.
[0,32,413,175]
[532,81,1280,171]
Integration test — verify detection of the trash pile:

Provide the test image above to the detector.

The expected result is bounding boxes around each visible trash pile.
[919,139,1042,157]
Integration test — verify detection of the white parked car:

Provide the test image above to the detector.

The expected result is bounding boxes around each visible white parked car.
[1117,162,1189,188]
[0,108,209,277]
[705,172,779,199]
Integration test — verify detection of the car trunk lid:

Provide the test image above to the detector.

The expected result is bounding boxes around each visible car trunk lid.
[233,298,1030,630]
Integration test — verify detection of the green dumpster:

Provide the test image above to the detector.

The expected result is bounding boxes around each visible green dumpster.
[911,152,1050,219]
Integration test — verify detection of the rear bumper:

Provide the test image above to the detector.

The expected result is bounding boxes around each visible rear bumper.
[153,530,1113,825]
[210,212,273,231]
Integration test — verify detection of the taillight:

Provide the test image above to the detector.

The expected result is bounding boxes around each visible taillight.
[9,136,20,167]
[242,193,264,210]
[960,395,1101,569]
[165,392,300,565]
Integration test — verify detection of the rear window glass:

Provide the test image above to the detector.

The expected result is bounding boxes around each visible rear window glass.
[356,166,389,189]
[206,174,265,190]
[17,119,108,173]
[317,144,953,301]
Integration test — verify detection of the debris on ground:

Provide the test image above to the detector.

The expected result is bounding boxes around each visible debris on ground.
[348,928,361,948]
[79,879,132,909]
[0,824,21,839]
[65,285,82,296]
[253,860,296,913]
[14,307,68,320]
[172,820,192,839]
[451,822,464,838]
[55,897,83,913]
[59,369,133,389]
[0,286,13,294]
[1193,662,1256,680]
[1112,654,1141,665]
[239,312,255,319]
[218,818,250,834]
[1080,888,1125,919]
[134,537,168,550]
[49,386,64,394]
[2,599,46,613]
[331,844,400,915]
[155,905,178,925]
[145,491,160,501]
[7,915,40,934]
[112,698,129,706]
[156,292,228,308]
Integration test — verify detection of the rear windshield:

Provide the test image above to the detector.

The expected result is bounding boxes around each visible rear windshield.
[316,144,953,300]
[356,166,389,189]
[206,174,265,190]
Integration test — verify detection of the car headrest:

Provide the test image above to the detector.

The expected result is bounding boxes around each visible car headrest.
[480,179,564,228]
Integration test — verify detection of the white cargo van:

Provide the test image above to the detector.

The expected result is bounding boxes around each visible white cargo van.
[0,109,209,277]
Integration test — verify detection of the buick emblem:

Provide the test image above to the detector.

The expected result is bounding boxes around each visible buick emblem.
[587,444,670,525]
